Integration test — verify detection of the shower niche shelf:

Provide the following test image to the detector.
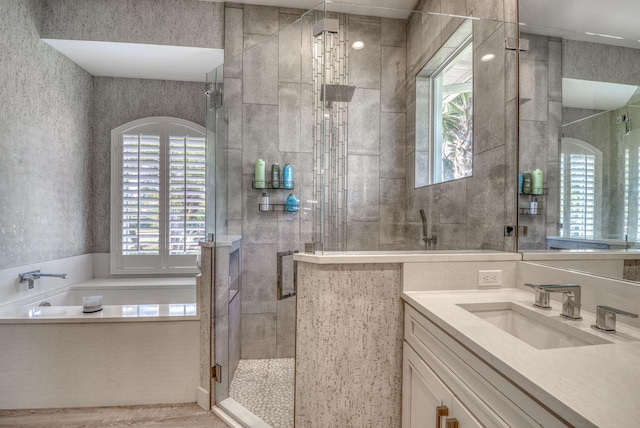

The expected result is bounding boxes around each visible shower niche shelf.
[519,205,543,215]
[259,203,298,212]
[518,188,548,196]
[252,180,295,190]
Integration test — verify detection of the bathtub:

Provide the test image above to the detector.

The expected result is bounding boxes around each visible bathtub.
[0,277,201,409]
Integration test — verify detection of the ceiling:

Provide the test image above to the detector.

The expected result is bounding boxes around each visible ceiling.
[562,79,639,111]
[45,0,640,85]
[519,0,640,50]
[43,39,224,83]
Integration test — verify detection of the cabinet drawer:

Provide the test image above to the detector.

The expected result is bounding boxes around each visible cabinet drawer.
[405,304,565,427]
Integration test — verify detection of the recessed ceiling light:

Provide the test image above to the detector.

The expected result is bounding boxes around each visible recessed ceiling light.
[352,41,365,50]
[481,53,495,62]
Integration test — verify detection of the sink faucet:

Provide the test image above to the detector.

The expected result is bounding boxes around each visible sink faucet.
[18,270,67,289]
[593,305,639,333]
[524,283,582,320]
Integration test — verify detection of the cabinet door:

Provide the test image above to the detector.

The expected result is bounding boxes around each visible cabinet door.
[403,342,453,428]
[451,395,483,428]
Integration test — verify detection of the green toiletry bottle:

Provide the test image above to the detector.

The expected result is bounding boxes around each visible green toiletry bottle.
[255,159,265,188]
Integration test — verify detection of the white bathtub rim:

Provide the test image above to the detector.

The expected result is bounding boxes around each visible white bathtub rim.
[0,277,198,324]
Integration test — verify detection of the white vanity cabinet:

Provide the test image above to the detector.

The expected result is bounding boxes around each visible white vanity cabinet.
[403,343,482,428]
[402,304,567,428]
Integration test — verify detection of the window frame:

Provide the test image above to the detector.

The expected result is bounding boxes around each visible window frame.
[414,19,473,188]
[110,117,206,275]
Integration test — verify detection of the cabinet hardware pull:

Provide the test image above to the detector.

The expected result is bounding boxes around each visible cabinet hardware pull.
[445,417,459,428]
[436,406,449,428]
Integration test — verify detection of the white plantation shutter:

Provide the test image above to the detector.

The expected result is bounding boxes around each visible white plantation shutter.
[560,139,601,239]
[122,133,161,255]
[111,118,206,274]
[168,134,206,255]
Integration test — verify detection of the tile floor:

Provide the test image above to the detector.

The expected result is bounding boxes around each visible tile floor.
[0,403,228,428]
[229,358,294,428]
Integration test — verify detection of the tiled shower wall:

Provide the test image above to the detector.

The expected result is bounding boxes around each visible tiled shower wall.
[517,34,562,249]
[222,3,314,359]
[222,4,408,358]
[405,0,519,252]
[345,15,408,251]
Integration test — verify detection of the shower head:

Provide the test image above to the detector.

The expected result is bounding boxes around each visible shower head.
[321,84,356,106]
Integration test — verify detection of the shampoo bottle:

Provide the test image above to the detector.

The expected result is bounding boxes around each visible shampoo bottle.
[529,196,538,215]
[522,172,532,195]
[285,193,299,212]
[260,192,269,211]
[271,163,280,188]
[532,169,544,195]
[283,163,293,189]
[255,159,266,189]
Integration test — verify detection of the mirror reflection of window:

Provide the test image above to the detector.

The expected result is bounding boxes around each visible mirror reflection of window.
[559,138,602,239]
[415,19,473,188]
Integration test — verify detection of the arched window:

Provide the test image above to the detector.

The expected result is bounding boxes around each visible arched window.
[110,117,206,275]
[560,138,602,239]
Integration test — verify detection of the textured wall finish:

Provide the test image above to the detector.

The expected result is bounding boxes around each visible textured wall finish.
[42,0,224,49]
[0,0,93,270]
[295,262,403,427]
[90,77,205,253]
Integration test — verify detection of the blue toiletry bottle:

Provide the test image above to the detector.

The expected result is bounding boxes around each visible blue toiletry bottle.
[285,193,298,212]
[283,163,293,189]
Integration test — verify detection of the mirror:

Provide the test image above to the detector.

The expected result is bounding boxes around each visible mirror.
[414,19,473,187]
[518,0,640,280]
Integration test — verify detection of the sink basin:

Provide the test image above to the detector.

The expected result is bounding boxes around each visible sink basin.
[458,302,612,350]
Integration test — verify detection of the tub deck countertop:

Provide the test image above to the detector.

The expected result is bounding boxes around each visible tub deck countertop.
[0,277,198,324]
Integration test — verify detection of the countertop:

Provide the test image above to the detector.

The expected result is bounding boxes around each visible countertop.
[294,250,522,264]
[402,288,640,427]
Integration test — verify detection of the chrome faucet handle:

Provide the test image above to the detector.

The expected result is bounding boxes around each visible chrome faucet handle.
[593,305,639,333]
[19,270,41,289]
[523,283,552,309]
[539,284,582,320]
[523,283,582,319]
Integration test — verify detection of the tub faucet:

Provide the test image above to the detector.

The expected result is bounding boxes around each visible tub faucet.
[524,283,582,320]
[18,270,67,289]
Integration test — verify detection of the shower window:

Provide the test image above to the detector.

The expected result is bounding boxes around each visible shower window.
[110,117,206,275]
[415,19,473,187]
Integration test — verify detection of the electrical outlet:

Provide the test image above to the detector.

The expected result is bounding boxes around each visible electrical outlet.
[478,270,502,288]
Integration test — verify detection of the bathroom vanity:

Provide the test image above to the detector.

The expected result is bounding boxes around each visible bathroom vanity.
[402,289,640,427]
[294,251,640,428]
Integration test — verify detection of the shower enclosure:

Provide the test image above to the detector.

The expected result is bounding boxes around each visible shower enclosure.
[203,1,519,426]
[551,99,640,248]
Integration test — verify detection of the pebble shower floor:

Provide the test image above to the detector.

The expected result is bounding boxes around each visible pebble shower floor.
[229,358,294,428]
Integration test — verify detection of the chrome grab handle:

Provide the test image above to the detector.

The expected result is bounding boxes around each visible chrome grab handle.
[593,305,639,333]
[277,250,299,300]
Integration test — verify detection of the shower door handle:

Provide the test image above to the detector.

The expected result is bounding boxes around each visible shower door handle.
[277,250,299,300]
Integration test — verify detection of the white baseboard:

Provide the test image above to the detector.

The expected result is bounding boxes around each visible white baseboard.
[196,386,210,411]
